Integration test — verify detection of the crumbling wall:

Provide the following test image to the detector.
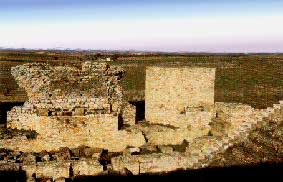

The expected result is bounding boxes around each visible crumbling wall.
[10,62,123,113]
[131,123,205,145]
[211,102,255,137]
[22,159,104,181]
[22,161,71,181]
[4,62,143,152]
[111,152,202,175]
[72,159,104,176]
[111,153,179,175]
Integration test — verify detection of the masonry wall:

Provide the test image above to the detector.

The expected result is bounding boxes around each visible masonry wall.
[145,66,216,127]
[1,114,146,152]
[3,62,141,152]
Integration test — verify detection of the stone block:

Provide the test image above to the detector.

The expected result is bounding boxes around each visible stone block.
[37,108,48,116]
[111,156,140,175]
[123,147,140,156]
[73,159,103,176]
[73,108,85,116]
[122,104,136,126]
[158,146,173,154]
[36,161,70,179]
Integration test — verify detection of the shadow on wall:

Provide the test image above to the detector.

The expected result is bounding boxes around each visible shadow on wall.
[0,102,24,126]
[129,101,145,123]
[0,170,27,182]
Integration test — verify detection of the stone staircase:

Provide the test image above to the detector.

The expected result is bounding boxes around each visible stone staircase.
[185,100,283,169]
[210,115,283,167]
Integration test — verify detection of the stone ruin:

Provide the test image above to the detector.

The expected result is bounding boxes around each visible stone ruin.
[145,67,215,140]
[3,61,145,152]
[110,66,283,174]
[0,63,283,179]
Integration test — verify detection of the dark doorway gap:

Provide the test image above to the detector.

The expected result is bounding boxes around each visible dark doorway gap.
[0,102,25,126]
[129,100,145,123]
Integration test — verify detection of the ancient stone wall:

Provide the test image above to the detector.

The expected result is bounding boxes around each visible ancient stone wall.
[211,102,255,137]
[22,159,104,181]
[10,62,124,112]
[145,66,216,143]
[4,62,142,152]
[145,66,215,127]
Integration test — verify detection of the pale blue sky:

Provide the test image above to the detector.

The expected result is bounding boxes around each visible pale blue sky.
[1,0,283,52]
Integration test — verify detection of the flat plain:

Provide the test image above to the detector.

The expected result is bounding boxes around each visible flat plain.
[1,51,283,109]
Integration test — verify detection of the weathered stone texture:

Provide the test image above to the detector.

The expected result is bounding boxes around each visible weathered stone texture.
[0,127,146,153]
[133,124,199,145]
[3,62,145,152]
[111,153,188,174]
[122,104,136,126]
[18,159,104,180]
[22,161,70,180]
[73,159,103,176]
[145,66,215,128]
[145,67,215,142]
[212,102,255,137]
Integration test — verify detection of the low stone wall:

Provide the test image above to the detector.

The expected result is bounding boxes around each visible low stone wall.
[0,129,146,153]
[23,161,71,180]
[111,152,188,175]
[133,124,209,145]
[8,114,118,136]
[21,159,103,181]
[72,159,104,176]
[211,102,255,136]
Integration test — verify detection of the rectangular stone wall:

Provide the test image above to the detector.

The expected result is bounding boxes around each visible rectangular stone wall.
[2,113,146,152]
[145,66,215,126]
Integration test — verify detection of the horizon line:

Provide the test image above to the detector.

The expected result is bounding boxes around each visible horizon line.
[1,47,283,54]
